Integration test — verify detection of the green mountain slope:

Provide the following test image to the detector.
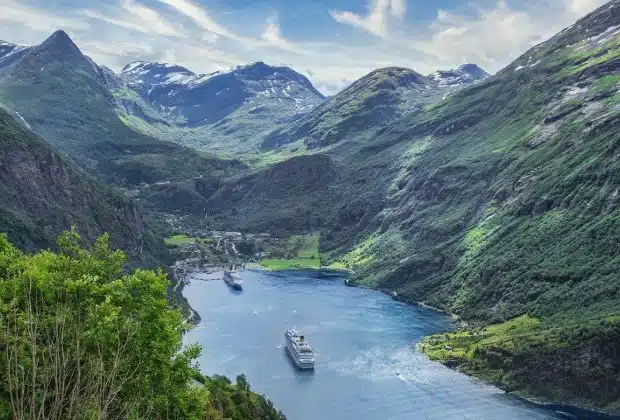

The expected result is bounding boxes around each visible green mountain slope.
[113,61,325,155]
[332,1,620,410]
[204,154,340,233]
[206,0,620,411]
[261,64,487,152]
[0,107,152,261]
[0,31,242,187]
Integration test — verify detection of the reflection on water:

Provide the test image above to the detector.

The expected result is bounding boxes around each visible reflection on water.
[183,270,564,420]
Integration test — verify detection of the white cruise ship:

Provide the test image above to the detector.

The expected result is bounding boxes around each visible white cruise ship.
[284,328,315,370]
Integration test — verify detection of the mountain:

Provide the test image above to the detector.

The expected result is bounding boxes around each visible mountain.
[206,0,620,411]
[0,106,150,260]
[261,64,488,151]
[204,154,339,233]
[112,60,325,154]
[0,41,30,68]
[0,30,243,187]
[427,63,490,88]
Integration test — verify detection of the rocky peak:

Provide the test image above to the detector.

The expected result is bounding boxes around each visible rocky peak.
[456,63,489,80]
[0,40,17,56]
[121,61,196,86]
[37,30,82,58]
[0,41,29,68]
[428,63,489,88]
[336,67,429,98]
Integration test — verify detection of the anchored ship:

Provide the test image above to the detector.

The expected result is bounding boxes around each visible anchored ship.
[284,328,315,370]
[223,266,243,290]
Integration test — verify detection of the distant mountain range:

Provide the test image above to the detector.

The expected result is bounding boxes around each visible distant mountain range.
[0,30,245,187]
[119,60,324,125]
[107,56,488,154]
[0,31,490,158]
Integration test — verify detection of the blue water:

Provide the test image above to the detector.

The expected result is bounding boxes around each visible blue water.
[183,270,563,420]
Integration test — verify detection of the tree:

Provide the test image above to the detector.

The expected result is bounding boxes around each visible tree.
[0,230,286,420]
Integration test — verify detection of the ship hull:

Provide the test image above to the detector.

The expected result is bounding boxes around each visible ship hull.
[284,337,315,370]
[224,272,243,290]
[224,279,243,290]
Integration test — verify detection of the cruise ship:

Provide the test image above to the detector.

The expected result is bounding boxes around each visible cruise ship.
[223,269,243,290]
[284,328,315,370]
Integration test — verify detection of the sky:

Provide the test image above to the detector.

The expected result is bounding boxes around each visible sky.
[0,0,608,94]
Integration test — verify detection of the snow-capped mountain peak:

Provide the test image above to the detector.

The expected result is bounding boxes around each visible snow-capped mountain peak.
[0,41,31,70]
[428,63,490,88]
[115,59,325,129]
[121,61,197,86]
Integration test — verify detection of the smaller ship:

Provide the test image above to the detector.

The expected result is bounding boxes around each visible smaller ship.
[223,265,243,290]
[284,328,315,370]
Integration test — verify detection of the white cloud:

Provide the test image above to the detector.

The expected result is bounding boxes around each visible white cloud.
[330,0,407,38]
[568,0,606,14]
[80,40,155,59]
[156,0,242,42]
[406,0,612,72]
[0,0,89,33]
[81,1,185,38]
[0,0,611,96]
[261,14,308,54]
[413,1,541,70]
[120,0,185,37]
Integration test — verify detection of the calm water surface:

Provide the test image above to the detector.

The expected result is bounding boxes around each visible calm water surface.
[183,270,563,420]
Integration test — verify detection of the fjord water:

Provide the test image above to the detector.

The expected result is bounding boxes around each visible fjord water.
[183,270,561,420]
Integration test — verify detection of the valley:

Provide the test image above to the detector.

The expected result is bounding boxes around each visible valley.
[0,0,619,418]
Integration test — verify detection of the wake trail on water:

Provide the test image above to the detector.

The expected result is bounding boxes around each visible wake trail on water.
[332,346,554,419]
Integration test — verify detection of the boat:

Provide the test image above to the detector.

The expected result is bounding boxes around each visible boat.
[223,267,243,290]
[284,328,315,370]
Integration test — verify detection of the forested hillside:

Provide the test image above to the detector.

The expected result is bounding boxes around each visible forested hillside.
[0,107,151,261]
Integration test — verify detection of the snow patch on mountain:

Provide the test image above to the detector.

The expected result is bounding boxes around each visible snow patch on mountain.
[15,111,31,129]
[117,60,325,126]
[428,63,490,88]
[0,42,29,64]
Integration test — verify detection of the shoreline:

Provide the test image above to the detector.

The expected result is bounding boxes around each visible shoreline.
[174,265,620,419]
[345,280,619,419]
[247,261,356,275]
[509,394,620,420]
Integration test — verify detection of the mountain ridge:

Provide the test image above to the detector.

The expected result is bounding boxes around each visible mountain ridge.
[0,30,244,189]
[261,63,489,151]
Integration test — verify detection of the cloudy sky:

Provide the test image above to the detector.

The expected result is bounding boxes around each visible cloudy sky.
[0,0,607,94]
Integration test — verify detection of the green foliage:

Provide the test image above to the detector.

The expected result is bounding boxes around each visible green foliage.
[261,67,444,150]
[0,231,285,420]
[165,234,196,247]
[0,107,162,265]
[259,234,321,270]
[420,315,620,411]
[325,234,377,270]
